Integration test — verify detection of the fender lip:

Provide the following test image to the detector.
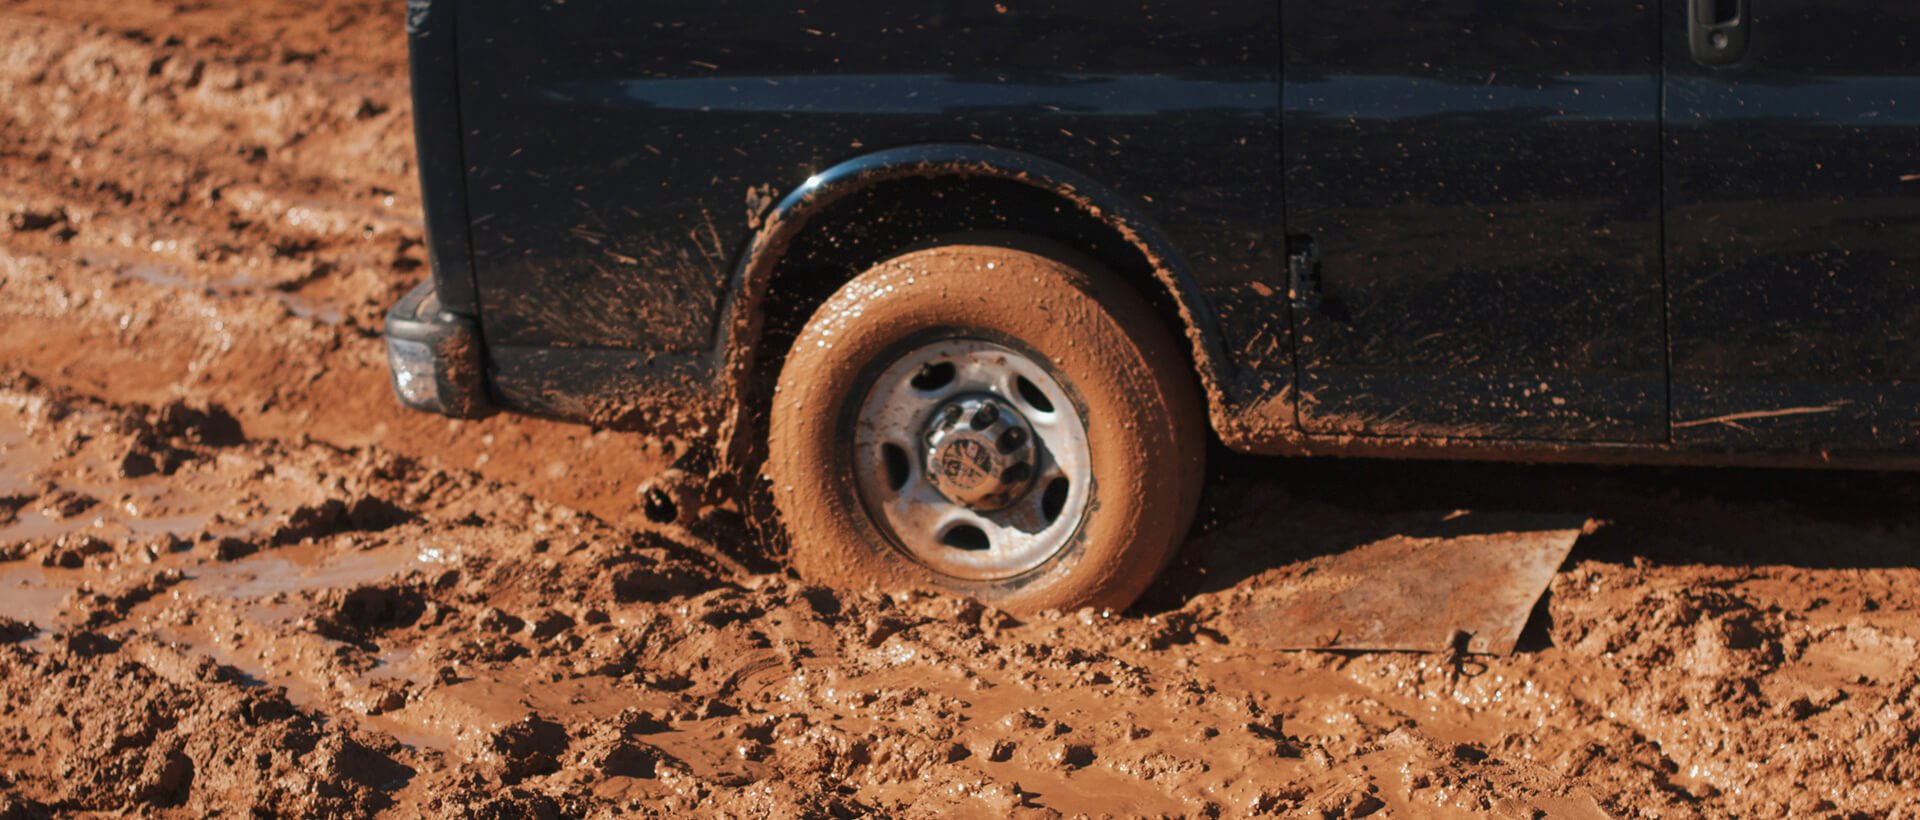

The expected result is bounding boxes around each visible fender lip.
[384,278,494,419]
[725,145,1221,350]
[713,143,1237,465]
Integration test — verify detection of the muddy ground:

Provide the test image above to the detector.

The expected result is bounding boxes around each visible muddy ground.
[3,2,1919,816]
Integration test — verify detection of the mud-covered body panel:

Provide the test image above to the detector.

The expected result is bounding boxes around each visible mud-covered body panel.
[1664,2,1920,457]
[400,0,1920,469]
[1282,1,1666,443]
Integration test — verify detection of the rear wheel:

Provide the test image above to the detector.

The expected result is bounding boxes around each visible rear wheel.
[767,239,1206,613]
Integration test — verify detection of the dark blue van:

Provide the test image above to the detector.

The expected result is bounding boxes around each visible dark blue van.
[387,1,1920,611]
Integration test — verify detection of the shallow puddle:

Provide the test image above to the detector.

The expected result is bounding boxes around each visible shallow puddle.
[0,562,71,638]
[186,541,434,600]
[0,409,44,497]
[84,250,345,325]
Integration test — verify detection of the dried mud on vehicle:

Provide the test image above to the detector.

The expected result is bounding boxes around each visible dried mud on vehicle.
[3,1,1920,816]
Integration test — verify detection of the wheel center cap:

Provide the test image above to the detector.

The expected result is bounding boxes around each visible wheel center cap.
[924,395,1036,510]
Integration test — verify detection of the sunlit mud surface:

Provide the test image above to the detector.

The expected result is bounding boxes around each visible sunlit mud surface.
[3,1,1920,816]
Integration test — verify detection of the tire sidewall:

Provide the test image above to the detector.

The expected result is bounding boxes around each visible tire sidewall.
[769,242,1204,612]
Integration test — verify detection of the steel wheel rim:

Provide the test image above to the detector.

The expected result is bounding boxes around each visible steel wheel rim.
[850,337,1092,581]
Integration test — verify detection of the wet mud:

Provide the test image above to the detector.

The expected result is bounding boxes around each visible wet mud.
[4,1,1920,816]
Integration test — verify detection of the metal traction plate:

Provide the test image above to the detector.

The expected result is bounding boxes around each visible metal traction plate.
[1220,513,1588,655]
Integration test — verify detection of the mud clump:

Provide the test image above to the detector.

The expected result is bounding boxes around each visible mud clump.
[146,400,245,447]
[481,715,569,784]
[607,551,724,603]
[271,496,412,545]
[33,487,97,520]
[0,494,28,528]
[68,569,185,628]
[581,737,666,779]
[314,582,428,643]
[461,788,561,820]
[130,745,193,807]
[0,646,406,816]
[0,616,36,643]
[7,208,75,242]
[0,794,54,820]
[524,608,574,639]
[38,533,111,568]
[207,536,259,561]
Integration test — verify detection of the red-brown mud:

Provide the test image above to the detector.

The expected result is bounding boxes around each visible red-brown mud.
[4,2,1920,816]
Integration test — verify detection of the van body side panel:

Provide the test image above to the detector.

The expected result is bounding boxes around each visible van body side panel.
[452,1,1281,380]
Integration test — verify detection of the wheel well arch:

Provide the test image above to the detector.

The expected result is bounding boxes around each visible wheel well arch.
[714,144,1231,465]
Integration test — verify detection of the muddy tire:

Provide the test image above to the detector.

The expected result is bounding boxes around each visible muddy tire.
[767,239,1206,613]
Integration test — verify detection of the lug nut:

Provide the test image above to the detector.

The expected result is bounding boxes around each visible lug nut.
[971,402,1000,430]
[942,404,963,426]
[997,427,1026,453]
[1001,462,1033,485]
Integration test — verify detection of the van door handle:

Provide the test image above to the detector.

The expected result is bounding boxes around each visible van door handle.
[1688,0,1749,66]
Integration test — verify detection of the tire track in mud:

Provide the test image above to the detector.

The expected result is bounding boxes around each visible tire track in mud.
[0,376,1607,816]
[3,1,1920,816]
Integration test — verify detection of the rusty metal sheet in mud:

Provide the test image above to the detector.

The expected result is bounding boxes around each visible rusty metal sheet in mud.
[1222,514,1588,655]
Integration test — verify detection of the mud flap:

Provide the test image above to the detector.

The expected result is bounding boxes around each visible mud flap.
[1218,513,1588,654]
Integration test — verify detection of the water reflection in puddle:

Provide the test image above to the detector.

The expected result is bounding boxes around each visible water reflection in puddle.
[186,542,436,599]
[0,414,43,498]
[82,252,345,325]
[0,563,70,644]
